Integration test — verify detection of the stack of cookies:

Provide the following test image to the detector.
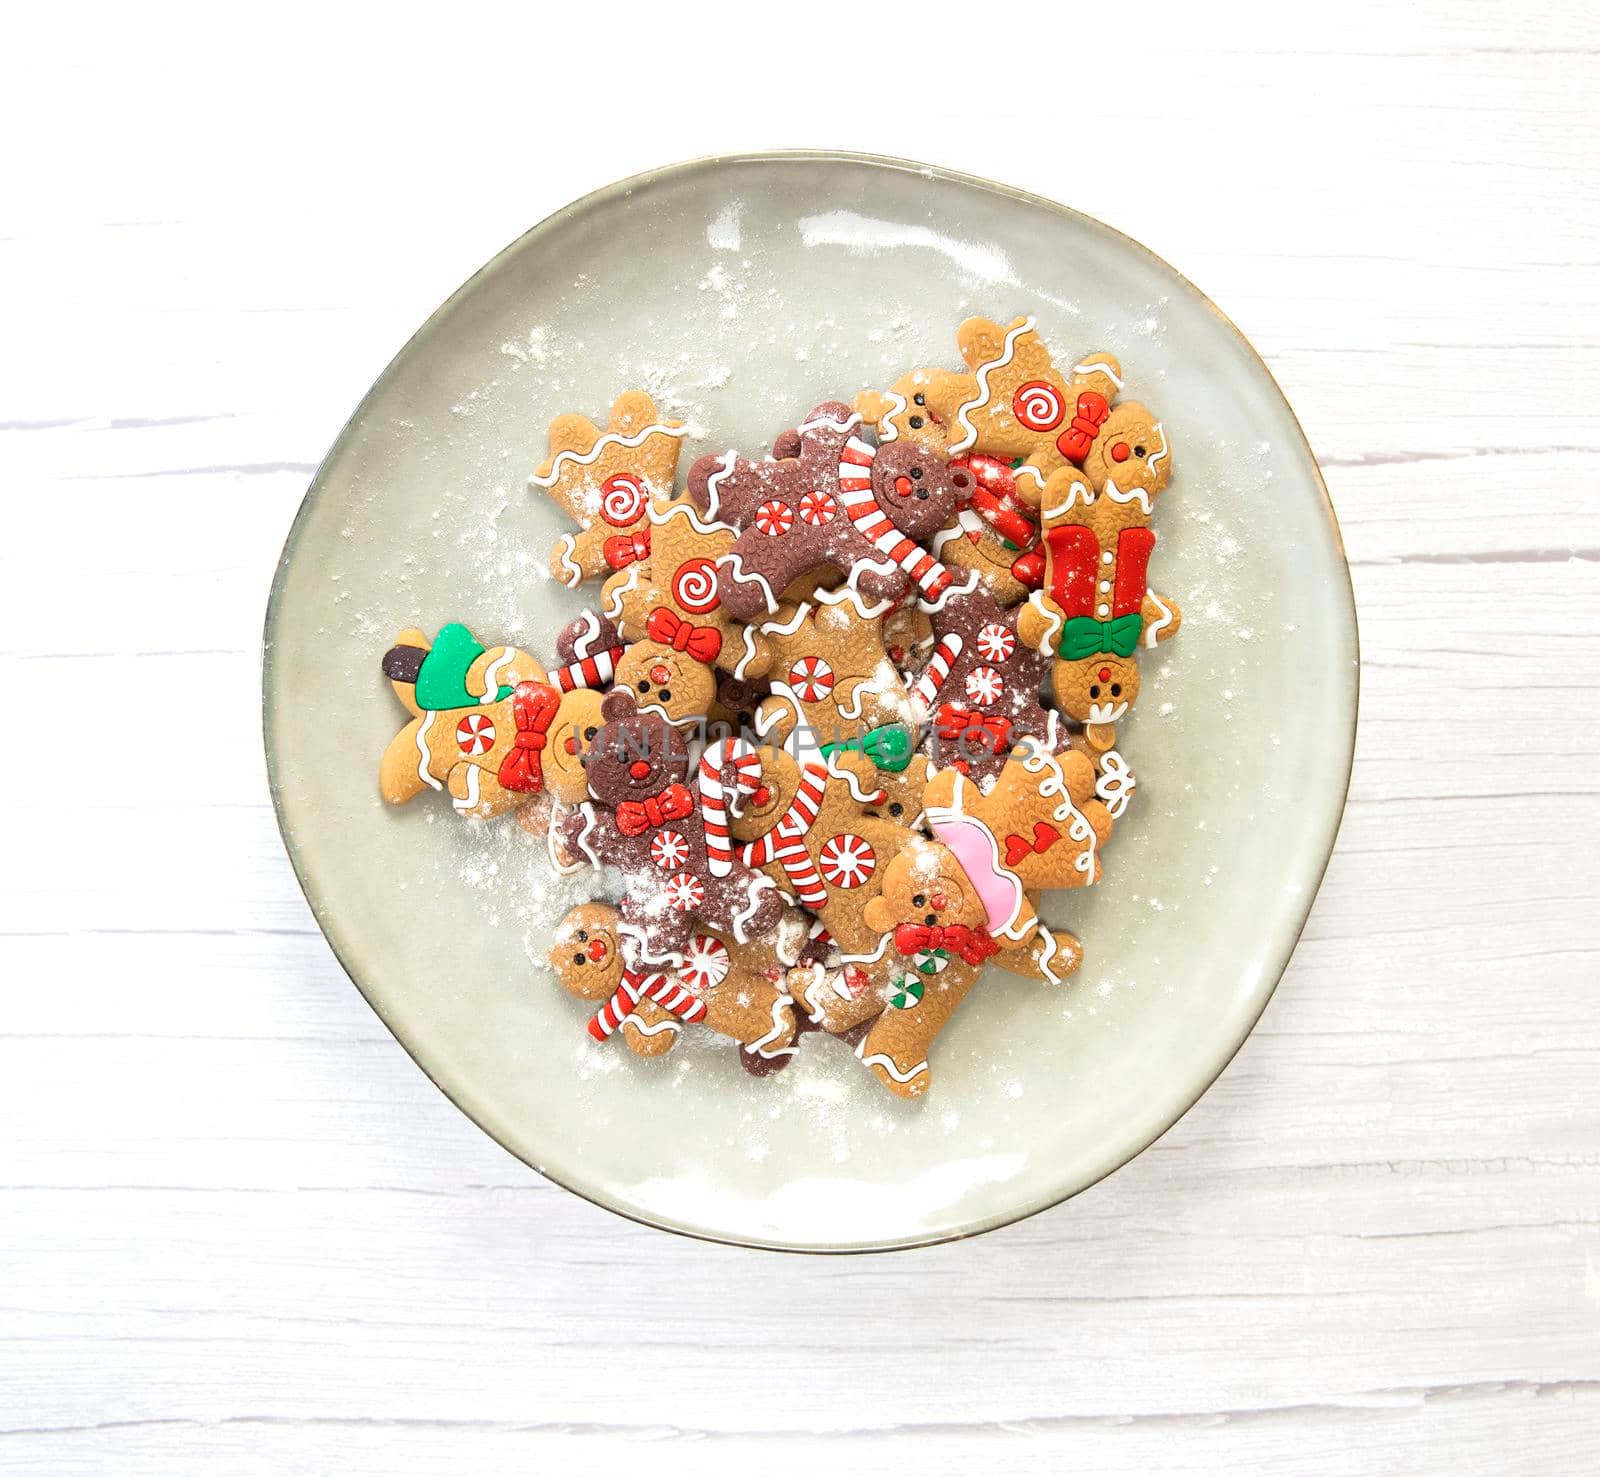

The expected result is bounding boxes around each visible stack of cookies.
[376,316,1179,1097]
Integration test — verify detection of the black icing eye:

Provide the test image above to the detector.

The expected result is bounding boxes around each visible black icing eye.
[912,894,925,908]
[909,466,923,480]
[1134,445,1146,458]
[572,952,587,966]
[583,726,597,741]
[889,802,904,816]
[637,679,651,693]
[658,689,672,703]
[1110,683,1122,697]
[908,415,924,429]
[1089,684,1101,699]
[913,393,925,406]
[576,929,587,941]
[737,711,751,726]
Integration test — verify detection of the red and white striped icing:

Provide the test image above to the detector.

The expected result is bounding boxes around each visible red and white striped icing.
[698,736,763,877]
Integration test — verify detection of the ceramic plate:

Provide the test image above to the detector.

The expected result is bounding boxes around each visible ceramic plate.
[264,152,1357,1252]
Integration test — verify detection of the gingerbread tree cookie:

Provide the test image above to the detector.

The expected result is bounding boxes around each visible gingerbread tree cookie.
[530,389,686,588]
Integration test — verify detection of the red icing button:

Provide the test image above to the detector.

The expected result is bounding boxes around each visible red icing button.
[1098,667,1111,682]
[893,475,914,497]
[586,940,607,961]
[1110,441,1131,463]
[649,663,671,685]
[753,785,771,806]
[629,760,652,779]
[564,736,577,754]
[930,892,949,912]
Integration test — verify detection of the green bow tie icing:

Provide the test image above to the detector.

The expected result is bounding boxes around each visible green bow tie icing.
[821,723,914,773]
[415,622,513,711]
[1056,612,1144,662]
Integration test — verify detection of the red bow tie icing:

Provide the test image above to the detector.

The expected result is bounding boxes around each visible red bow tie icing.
[603,530,651,570]
[614,781,695,837]
[1003,821,1062,867]
[496,681,561,793]
[934,704,1014,755]
[646,607,723,664]
[1056,390,1110,463]
[892,922,1000,968]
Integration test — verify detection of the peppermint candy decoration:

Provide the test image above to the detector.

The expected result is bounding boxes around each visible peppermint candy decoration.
[965,666,1004,707]
[787,655,834,703]
[798,489,838,526]
[913,950,951,977]
[754,499,794,537]
[975,622,1016,662]
[455,712,496,755]
[818,833,876,889]
[599,473,648,528]
[1012,379,1065,433]
[650,829,690,870]
[673,557,720,614]
[664,872,705,912]
[680,935,730,992]
[888,975,925,1010]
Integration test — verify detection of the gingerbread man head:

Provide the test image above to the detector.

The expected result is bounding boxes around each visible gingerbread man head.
[582,687,692,804]
[378,623,585,819]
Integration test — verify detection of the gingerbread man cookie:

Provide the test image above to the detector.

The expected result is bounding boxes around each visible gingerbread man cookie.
[921,744,1114,946]
[379,622,599,820]
[686,403,971,618]
[752,591,921,773]
[549,903,802,1069]
[854,365,975,455]
[930,453,1045,607]
[559,691,787,964]
[857,845,1082,1097]
[1015,490,1182,726]
[530,390,686,588]
[600,493,774,725]
[925,317,1124,498]
[911,583,1063,785]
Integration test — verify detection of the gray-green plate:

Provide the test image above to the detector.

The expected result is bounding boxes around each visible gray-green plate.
[264,152,1357,1253]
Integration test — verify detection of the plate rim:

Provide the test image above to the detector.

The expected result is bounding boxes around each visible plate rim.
[262,148,1360,1254]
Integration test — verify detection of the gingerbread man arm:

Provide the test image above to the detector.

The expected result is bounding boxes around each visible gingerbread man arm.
[686,449,770,529]
[1142,589,1182,646]
[378,719,434,806]
[990,925,1083,984]
[1015,592,1063,656]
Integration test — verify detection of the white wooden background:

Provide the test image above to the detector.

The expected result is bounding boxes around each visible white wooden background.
[4,4,1598,1473]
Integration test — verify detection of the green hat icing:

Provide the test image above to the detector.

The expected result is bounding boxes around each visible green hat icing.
[414,622,512,711]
